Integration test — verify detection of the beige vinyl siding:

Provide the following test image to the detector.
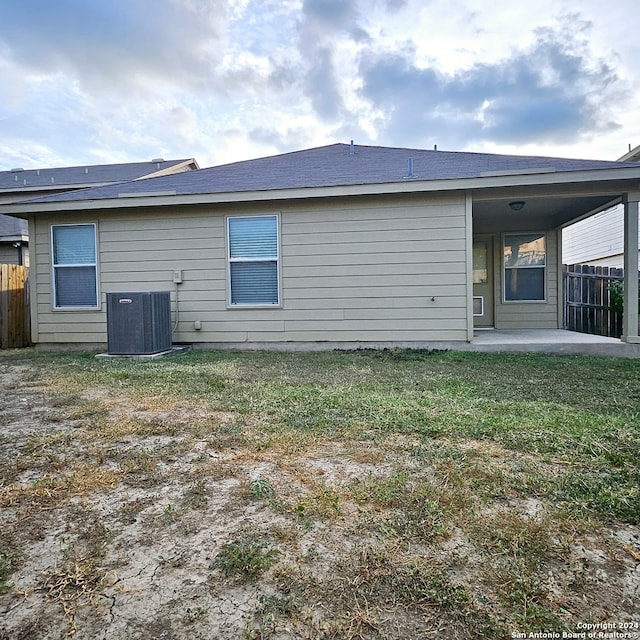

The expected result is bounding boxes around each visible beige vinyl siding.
[32,209,224,344]
[277,196,467,343]
[494,229,559,330]
[31,194,469,346]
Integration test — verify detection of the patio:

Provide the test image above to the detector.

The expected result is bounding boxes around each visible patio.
[466,329,640,357]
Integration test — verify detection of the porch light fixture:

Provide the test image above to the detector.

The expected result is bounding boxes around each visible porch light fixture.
[509,200,526,211]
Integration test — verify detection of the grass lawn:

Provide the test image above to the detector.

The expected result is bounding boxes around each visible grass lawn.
[1,348,639,639]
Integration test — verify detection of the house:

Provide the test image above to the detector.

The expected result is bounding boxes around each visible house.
[562,144,640,267]
[0,158,199,266]
[2,142,640,351]
[0,215,28,265]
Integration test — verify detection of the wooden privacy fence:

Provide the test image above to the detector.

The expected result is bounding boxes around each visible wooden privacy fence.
[0,264,31,349]
[563,264,624,338]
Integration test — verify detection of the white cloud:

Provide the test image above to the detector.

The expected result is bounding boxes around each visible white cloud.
[0,0,638,169]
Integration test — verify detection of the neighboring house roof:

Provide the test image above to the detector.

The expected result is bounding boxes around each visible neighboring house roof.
[0,158,199,243]
[618,144,640,163]
[17,144,640,206]
[0,214,27,239]
[0,158,199,195]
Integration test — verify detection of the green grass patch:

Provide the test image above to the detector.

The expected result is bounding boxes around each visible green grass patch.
[211,536,280,583]
[11,349,640,524]
[2,348,639,636]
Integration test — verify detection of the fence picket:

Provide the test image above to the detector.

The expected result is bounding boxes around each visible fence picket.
[562,264,629,338]
[0,263,30,349]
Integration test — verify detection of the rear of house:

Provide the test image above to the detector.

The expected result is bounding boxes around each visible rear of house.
[3,143,640,351]
[31,192,473,348]
[21,191,564,349]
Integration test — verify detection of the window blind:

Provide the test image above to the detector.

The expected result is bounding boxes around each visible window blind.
[53,225,97,265]
[52,224,98,308]
[228,216,279,305]
[229,217,278,259]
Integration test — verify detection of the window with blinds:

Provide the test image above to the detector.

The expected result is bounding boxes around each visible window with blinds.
[227,215,279,305]
[51,224,98,308]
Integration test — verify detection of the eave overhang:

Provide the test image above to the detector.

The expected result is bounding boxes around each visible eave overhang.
[0,234,28,243]
[2,166,640,217]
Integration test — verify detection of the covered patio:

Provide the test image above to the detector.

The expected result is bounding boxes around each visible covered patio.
[470,175,640,349]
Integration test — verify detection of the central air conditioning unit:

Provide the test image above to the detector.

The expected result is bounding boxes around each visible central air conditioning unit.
[106,291,172,355]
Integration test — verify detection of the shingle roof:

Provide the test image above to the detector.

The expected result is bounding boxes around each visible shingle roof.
[0,215,27,237]
[0,159,196,192]
[16,144,640,205]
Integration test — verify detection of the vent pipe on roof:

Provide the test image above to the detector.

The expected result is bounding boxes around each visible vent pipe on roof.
[349,140,355,155]
[85,168,89,174]
[434,144,438,151]
[406,157,414,178]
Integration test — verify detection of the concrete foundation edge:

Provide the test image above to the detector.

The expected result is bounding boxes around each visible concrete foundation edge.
[31,339,640,357]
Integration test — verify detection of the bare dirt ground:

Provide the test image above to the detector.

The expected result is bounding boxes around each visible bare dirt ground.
[0,359,639,640]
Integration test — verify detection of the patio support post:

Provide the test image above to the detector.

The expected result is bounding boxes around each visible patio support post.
[465,192,474,342]
[622,192,640,343]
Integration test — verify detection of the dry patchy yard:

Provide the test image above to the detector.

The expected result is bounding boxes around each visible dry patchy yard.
[0,349,639,639]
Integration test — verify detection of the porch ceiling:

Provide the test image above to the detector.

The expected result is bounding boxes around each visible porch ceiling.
[470,177,639,233]
[472,192,620,233]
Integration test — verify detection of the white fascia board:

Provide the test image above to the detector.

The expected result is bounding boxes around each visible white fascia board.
[3,166,640,215]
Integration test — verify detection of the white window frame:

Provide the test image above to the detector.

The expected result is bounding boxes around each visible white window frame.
[226,214,281,307]
[51,223,99,310]
[502,231,547,303]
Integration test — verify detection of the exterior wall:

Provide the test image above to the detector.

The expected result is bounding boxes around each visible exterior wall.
[0,239,28,266]
[562,205,640,268]
[0,243,21,264]
[493,229,560,330]
[569,254,624,268]
[31,193,470,347]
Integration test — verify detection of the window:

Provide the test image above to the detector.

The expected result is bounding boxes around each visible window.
[51,224,98,308]
[503,233,545,301]
[473,241,488,284]
[227,215,279,305]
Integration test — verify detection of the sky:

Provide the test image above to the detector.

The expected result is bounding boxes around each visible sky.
[0,0,639,171]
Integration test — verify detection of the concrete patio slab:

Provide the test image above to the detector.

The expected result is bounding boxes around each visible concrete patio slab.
[465,329,640,357]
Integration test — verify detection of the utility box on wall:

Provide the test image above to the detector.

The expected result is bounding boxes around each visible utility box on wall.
[106,291,172,355]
